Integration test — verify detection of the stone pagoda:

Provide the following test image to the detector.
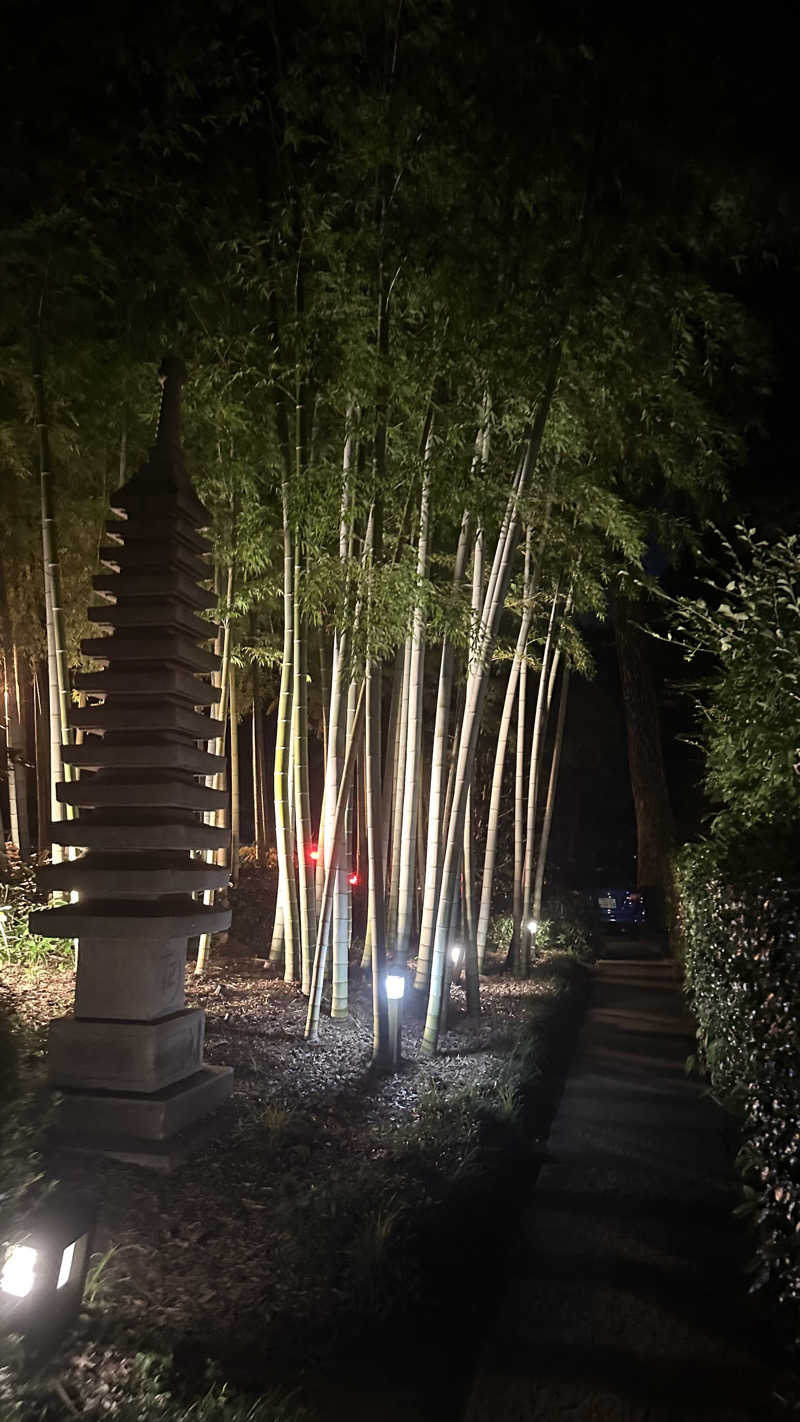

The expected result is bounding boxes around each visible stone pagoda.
[31,358,233,1167]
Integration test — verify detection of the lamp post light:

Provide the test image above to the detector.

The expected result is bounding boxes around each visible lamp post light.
[385,965,406,1069]
[449,942,464,984]
[0,1191,96,1352]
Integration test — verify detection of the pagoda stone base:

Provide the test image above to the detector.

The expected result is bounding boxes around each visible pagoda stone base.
[74,938,187,1020]
[48,1094,235,1172]
[48,1008,204,1093]
[54,1065,233,1142]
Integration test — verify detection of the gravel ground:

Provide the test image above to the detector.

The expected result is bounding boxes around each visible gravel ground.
[1,906,577,1393]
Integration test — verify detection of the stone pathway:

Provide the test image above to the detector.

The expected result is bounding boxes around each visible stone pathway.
[464,948,784,1421]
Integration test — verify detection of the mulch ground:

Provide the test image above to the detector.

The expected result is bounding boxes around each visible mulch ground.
[1,872,585,1417]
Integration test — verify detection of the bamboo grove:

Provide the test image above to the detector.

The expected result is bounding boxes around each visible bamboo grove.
[0,3,770,1064]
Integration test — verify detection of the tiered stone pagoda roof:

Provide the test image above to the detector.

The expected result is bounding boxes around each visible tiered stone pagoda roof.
[33,358,231,939]
[31,358,233,1166]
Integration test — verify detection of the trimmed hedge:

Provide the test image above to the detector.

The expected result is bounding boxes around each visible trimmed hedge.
[676,838,800,1338]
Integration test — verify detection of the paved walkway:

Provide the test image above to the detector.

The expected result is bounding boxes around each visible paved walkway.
[464,949,783,1421]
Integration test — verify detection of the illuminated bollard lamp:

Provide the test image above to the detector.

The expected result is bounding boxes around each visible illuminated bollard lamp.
[449,942,464,983]
[385,964,406,1070]
[0,1191,96,1351]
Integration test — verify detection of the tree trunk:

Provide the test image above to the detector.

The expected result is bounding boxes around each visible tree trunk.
[463,521,484,1013]
[230,662,240,888]
[293,536,316,995]
[512,617,528,972]
[304,683,365,1041]
[520,581,561,971]
[33,330,73,864]
[462,783,480,1013]
[381,647,404,889]
[475,532,534,969]
[252,669,267,866]
[421,362,558,1054]
[414,509,471,995]
[0,557,30,859]
[609,587,674,918]
[318,628,330,774]
[386,636,412,944]
[365,651,390,1065]
[531,662,571,926]
[395,415,433,957]
[34,664,49,857]
[274,488,300,981]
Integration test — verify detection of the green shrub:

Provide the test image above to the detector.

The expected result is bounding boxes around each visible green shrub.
[0,864,71,967]
[536,895,596,962]
[488,913,513,955]
[676,837,800,1336]
[667,526,800,840]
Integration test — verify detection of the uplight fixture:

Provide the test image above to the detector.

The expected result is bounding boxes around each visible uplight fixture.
[0,1245,36,1299]
[0,1192,96,1352]
[385,971,406,1001]
[527,919,538,934]
[385,965,406,1069]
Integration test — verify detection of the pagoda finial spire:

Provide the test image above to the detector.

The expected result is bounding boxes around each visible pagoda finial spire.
[156,355,187,456]
[113,355,207,517]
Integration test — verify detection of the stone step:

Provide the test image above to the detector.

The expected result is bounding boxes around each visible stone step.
[53,1065,233,1143]
[68,703,223,741]
[80,635,220,674]
[73,667,219,705]
[56,779,227,812]
[31,902,231,940]
[62,742,225,775]
[93,570,216,612]
[48,1008,205,1094]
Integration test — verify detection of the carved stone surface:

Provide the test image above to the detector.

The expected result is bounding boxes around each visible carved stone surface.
[73,938,187,1020]
[48,1009,205,1093]
[33,359,233,1166]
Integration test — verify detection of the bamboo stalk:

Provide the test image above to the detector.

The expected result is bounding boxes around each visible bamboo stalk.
[305,683,365,1040]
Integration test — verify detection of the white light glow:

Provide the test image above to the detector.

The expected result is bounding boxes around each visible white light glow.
[1,1244,37,1298]
[386,973,406,1000]
[449,945,463,964]
[57,1239,78,1289]
[527,919,538,934]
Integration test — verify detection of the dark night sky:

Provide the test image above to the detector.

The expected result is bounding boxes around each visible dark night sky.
[545,0,800,890]
[2,0,799,886]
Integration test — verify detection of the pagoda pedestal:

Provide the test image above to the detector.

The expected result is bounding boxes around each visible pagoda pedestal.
[31,360,233,1168]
